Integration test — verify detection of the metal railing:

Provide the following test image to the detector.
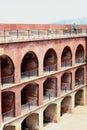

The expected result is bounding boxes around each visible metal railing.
[21,98,38,110]
[21,68,38,79]
[2,109,14,122]
[61,59,72,67]
[61,82,71,92]
[1,74,14,85]
[75,80,83,86]
[0,28,87,42]
[44,64,57,72]
[76,57,84,63]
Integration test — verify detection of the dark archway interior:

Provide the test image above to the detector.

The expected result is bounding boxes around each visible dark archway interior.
[2,91,15,118]
[75,68,84,86]
[43,104,57,124]
[22,114,39,130]
[21,52,38,77]
[44,49,57,71]
[61,96,71,116]
[21,84,38,106]
[61,47,72,67]
[61,73,72,91]
[1,55,14,84]
[76,45,84,63]
[75,90,84,106]
[44,77,57,97]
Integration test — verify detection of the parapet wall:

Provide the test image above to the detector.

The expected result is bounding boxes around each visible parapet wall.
[0,24,87,30]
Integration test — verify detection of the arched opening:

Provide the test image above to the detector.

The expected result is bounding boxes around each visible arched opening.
[43,104,57,125]
[43,48,57,72]
[21,83,38,111]
[2,91,15,122]
[61,96,72,116]
[3,125,15,130]
[1,55,14,85]
[61,72,72,94]
[75,45,84,64]
[75,90,84,106]
[61,46,72,67]
[75,68,84,86]
[21,51,38,79]
[43,77,57,102]
[21,113,39,130]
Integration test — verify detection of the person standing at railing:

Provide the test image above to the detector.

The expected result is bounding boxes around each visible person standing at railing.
[73,23,77,32]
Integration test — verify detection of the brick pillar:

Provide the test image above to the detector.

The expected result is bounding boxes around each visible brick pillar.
[71,94,75,113]
[15,90,21,117]
[56,74,61,97]
[38,58,43,77]
[39,110,43,130]
[14,64,21,84]
[56,102,61,122]
[72,50,75,66]
[58,54,61,70]
[15,124,21,130]
[84,66,86,85]
[71,69,75,90]
[38,80,43,105]
[83,87,86,105]
[0,88,2,126]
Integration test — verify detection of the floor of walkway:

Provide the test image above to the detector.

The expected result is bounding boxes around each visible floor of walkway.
[44,105,87,130]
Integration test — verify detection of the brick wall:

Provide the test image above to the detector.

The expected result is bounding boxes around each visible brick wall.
[0,24,87,30]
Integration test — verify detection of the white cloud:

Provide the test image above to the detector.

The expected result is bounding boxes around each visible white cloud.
[0,0,87,23]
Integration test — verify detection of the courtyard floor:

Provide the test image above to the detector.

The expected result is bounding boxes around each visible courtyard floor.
[44,105,87,130]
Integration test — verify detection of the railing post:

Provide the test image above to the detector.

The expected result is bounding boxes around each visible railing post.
[4,30,5,40]
[17,30,18,39]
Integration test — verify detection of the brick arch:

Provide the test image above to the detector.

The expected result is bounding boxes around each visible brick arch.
[75,44,84,63]
[0,55,15,84]
[61,46,72,67]
[21,113,39,130]
[75,43,85,53]
[1,91,15,119]
[61,72,72,92]
[75,89,84,106]
[21,82,39,106]
[61,96,72,116]
[21,51,39,78]
[75,67,84,86]
[43,103,57,124]
[43,76,57,98]
[60,45,72,57]
[43,48,57,71]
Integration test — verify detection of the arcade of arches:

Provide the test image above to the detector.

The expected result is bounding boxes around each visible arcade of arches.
[3,88,87,130]
[0,44,84,86]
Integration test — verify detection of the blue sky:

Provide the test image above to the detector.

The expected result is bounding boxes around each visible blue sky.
[0,0,87,23]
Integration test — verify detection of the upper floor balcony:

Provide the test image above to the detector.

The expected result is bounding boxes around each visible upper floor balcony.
[0,29,87,43]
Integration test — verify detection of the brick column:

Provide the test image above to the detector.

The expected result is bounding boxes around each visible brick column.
[71,94,75,113]
[15,124,21,130]
[58,54,61,70]
[38,58,43,77]
[84,66,86,85]
[15,90,21,117]
[71,69,75,90]
[38,80,43,106]
[72,50,75,66]
[56,102,61,122]
[14,64,21,84]
[0,89,2,126]
[39,110,43,130]
[56,74,61,97]
[83,87,87,105]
